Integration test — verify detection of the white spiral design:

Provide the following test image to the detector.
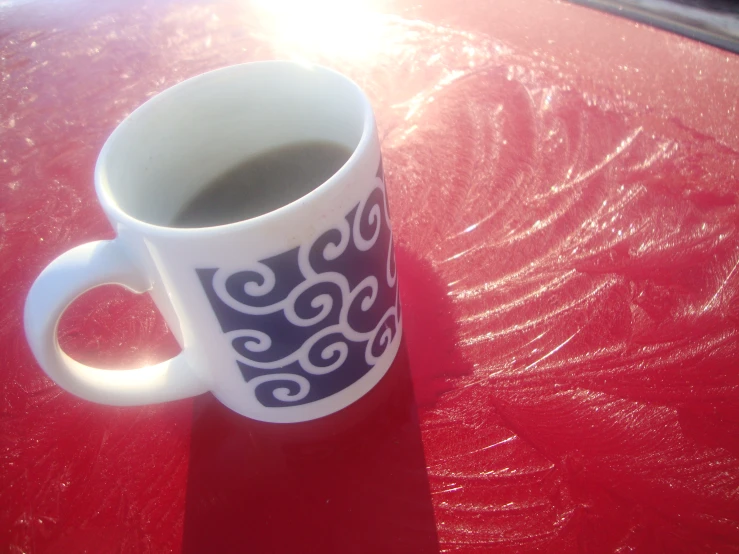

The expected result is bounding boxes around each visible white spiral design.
[353,195,382,251]
[323,219,352,261]
[208,179,401,407]
[364,306,399,366]
[282,274,347,327]
[304,339,349,375]
[230,329,272,353]
[386,229,397,288]
[211,264,283,315]
[246,373,310,403]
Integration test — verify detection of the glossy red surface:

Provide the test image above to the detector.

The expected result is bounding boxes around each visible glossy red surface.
[2,0,738,552]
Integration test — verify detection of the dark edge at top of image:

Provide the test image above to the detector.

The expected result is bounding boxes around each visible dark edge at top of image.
[567,0,739,53]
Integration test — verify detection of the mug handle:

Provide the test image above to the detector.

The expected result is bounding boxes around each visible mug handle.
[24,240,209,405]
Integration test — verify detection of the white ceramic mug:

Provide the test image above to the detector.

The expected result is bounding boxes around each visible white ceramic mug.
[24,62,402,423]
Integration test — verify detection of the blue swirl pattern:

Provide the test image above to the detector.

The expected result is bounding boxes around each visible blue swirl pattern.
[197,162,400,408]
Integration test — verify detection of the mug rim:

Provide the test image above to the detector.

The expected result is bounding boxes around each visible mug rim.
[94,60,375,237]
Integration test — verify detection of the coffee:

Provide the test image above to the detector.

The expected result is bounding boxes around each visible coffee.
[172,140,353,228]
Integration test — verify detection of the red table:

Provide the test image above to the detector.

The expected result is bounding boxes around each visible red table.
[2,0,738,552]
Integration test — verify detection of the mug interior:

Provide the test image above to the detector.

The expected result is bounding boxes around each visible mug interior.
[96,62,368,228]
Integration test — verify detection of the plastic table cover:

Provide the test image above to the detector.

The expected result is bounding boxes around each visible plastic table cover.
[1,0,738,552]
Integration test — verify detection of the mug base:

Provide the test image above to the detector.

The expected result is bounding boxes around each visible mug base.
[212,325,403,423]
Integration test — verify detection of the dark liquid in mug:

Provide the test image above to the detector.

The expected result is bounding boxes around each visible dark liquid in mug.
[171,140,353,228]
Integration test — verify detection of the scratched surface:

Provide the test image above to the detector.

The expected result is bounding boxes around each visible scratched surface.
[1,0,738,552]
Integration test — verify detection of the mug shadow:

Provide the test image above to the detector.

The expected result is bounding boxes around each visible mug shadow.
[182,332,440,552]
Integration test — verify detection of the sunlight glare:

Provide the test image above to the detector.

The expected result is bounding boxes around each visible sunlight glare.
[251,0,384,61]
